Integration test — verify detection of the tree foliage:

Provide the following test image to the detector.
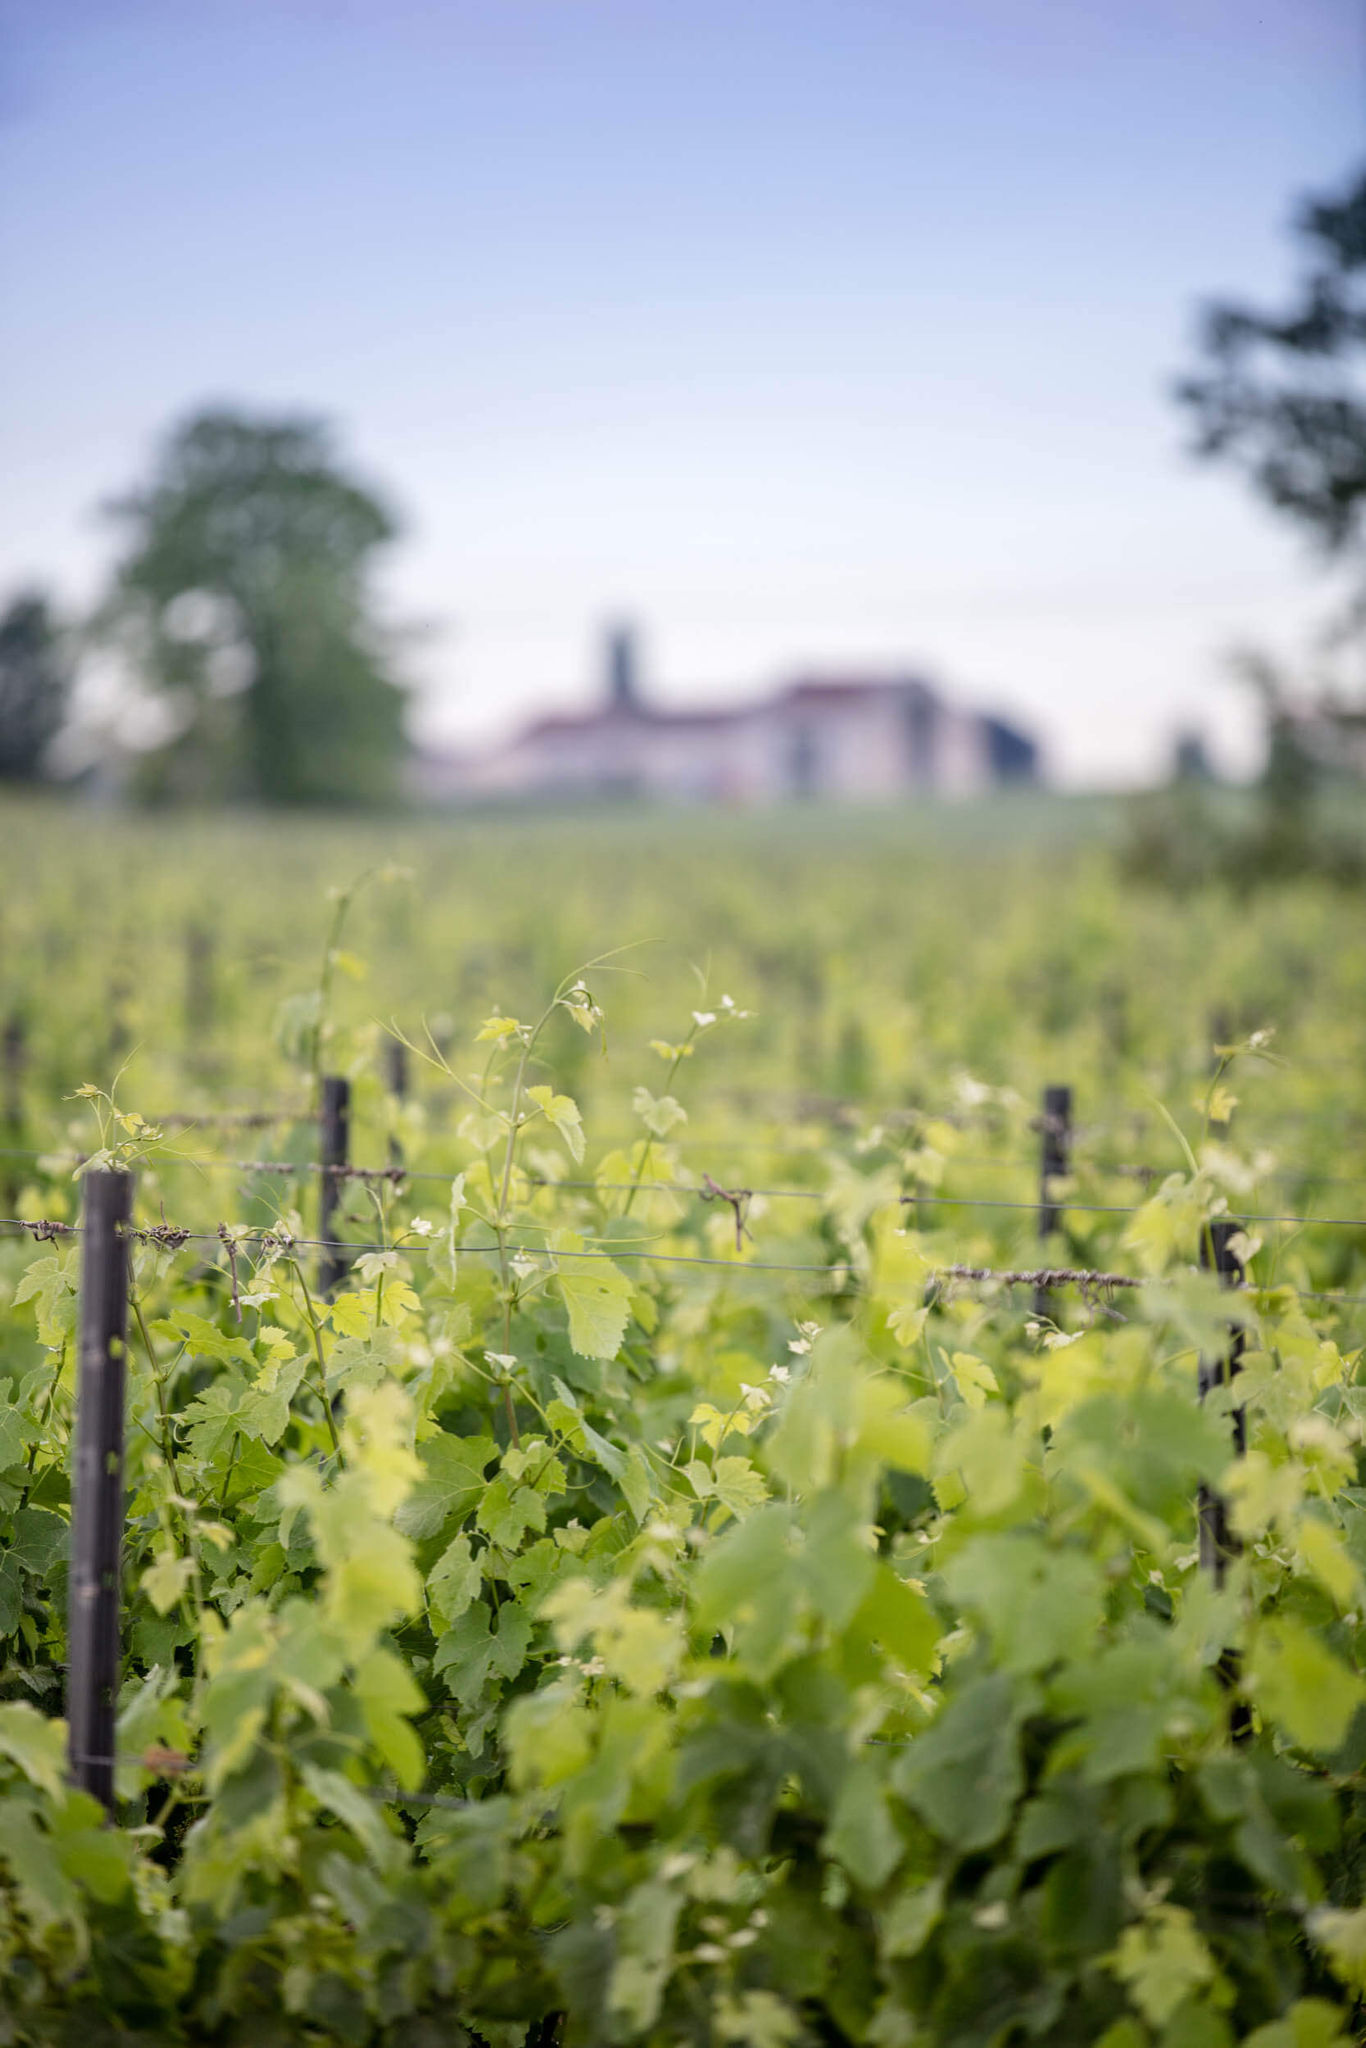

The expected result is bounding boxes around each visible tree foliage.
[101,409,408,805]
[1163,165,1366,886]
[1177,164,1366,560]
[0,591,69,784]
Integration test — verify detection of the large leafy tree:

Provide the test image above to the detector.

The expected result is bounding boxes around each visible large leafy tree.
[1170,165,1366,875]
[101,409,408,804]
[0,590,70,783]
[1177,163,1366,565]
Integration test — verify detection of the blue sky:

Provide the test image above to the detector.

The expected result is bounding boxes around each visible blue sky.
[1,0,1361,781]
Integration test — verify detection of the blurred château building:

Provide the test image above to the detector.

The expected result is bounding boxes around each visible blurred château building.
[417,629,1039,804]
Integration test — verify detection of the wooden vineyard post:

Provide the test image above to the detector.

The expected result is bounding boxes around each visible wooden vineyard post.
[1198,1216,1251,1740]
[1033,1084,1072,1316]
[1198,1219,1247,1578]
[385,1036,409,1104]
[318,1075,350,1297]
[68,1168,133,1809]
[386,1037,408,1170]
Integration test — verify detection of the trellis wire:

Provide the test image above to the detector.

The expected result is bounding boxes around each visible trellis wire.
[4,1141,1364,1232]
[4,1215,1364,1306]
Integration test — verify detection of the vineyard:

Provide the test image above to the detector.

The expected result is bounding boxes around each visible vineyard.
[1,794,1365,2047]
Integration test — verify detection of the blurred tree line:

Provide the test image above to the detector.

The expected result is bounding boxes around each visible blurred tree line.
[2,410,409,806]
[1129,158,1366,888]
[4,161,1366,816]
[0,592,71,782]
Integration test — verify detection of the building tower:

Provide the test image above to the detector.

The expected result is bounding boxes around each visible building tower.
[605,624,641,714]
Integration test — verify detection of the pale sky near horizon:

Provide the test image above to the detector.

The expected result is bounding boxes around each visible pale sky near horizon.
[1,0,1362,784]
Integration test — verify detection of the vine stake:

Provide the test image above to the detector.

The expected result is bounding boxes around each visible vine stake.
[1198,1215,1251,1741]
[68,1167,133,1810]
[1033,1082,1072,1316]
[318,1075,350,1297]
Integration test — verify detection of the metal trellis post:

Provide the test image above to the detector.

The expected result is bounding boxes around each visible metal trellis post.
[318,1075,351,1297]
[386,1037,408,1170]
[67,1167,133,1810]
[1033,1084,1072,1316]
[1198,1215,1251,1740]
[1197,1218,1247,1579]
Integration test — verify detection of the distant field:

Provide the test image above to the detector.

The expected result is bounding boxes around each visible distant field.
[0,787,1360,1158]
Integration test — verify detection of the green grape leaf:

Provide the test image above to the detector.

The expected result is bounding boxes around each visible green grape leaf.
[0,1554,22,1637]
[433,1600,532,1706]
[477,1475,547,1551]
[1308,1904,1366,1995]
[847,1561,941,1680]
[149,1310,251,1366]
[552,1231,633,1360]
[621,1446,653,1523]
[1243,2000,1353,2048]
[428,1533,480,1626]
[352,1645,426,1792]
[934,1406,1027,1516]
[51,1799,134,1903]
[710,1455,770,1519]
[10,1507,66,1578]
[942,1533,1105,1675]
[394,1432,496,1541]
[1107,1903,1219,2029]
[1248,1617,1366,1754]
[527,1084,586,1162]
[881,1876,945,1960]
[0,1796,75,1933]
[713,1989,802,2048]
[0,1396,34,1473]
[238,1354,307,1445]
[0,1701,68,1799]
[894,1673,1031,1850]
[142,1550,194,1618]
[300,1761,400,1867]
[13,1251,79,1346]
[182,1382,245,1463]
[631,1086,686,1138]
[579,1416,627,1479]
[825,1760,903,1889]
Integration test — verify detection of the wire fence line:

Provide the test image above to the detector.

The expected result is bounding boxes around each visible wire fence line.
[0,1215,850,1275]
[3,1214,1364,1308]
[152,1108,309,1131]
[897,1194,1366,1230]
[4,1143,1366,1235]
[17,1141,1366,1194]
[14,1075,1366,1153]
